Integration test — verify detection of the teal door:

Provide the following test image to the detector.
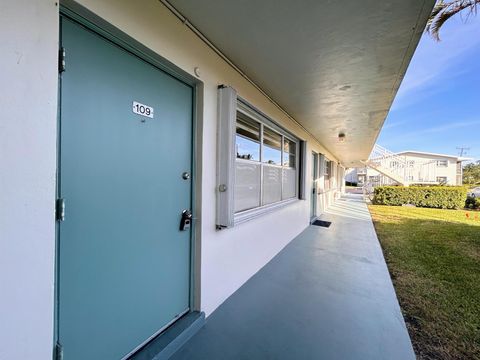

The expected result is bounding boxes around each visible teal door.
[58,18,193,359]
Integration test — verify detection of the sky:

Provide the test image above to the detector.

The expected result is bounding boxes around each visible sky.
[377,13,480,162]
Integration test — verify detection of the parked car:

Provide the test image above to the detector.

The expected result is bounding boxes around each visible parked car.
[467,187,480,198]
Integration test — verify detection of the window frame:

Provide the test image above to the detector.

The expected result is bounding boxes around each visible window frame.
[234,99,300,223]
[216,86,304,228]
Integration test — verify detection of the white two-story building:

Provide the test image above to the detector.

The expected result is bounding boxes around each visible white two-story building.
[347,145,469,187]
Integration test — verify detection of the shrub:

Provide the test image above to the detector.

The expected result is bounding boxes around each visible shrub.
[465,196,480,210]
[373,186,467,209]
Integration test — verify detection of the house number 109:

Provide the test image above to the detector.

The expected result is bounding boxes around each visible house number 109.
[132,101,154,118]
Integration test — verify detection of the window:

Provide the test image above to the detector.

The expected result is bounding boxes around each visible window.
[436,176,447,184]
[217,86,303,228]
[235,110,298,212]
[436,160,448,167]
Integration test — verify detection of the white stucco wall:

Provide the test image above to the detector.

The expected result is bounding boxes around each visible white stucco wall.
[364,153,461,185]
[403,154,459,185]
[0,1,59,359]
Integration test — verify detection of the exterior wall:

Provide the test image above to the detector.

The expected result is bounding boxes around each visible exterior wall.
[0,1,59,359]
[345,167,367,185]
[402,154,459,185]
[1,1,344,358]
[345,168,358,183]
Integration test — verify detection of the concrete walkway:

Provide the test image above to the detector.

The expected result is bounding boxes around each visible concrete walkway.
[171,194,415,360]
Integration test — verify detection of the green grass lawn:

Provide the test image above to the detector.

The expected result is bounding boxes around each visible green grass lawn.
[368,205,480,360]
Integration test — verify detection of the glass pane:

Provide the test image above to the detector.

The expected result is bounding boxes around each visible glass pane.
[283,138,296,154]
[263,166,282,205]
[236,112,260,161]
[263,127,282,165]
[235,161,261,212]
[283,138,296,167]
[284,154,296,168]
[283,168,296,199]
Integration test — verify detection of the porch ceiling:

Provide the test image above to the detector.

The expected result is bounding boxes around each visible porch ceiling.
[167,0,434,166]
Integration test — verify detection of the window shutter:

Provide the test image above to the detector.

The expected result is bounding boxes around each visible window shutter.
[216,86,237,229]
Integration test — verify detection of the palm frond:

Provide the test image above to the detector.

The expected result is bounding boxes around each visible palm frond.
[425,1,447,34]
[426,0,480,41]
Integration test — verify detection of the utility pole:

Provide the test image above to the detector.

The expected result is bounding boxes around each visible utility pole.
[456,146,470,157]
[456,146,470,186]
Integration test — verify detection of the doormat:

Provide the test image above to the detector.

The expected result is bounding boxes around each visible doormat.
[312,220,332,228]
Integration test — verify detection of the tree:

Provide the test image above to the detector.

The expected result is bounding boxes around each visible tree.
[463,163,480,185]
[426,0,480,40]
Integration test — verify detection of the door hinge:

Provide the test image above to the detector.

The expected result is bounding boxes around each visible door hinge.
[55,342,63,360]
[56,198,65,222]
[58,47,66,73]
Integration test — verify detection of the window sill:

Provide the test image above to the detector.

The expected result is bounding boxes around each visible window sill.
[234,198,300,226]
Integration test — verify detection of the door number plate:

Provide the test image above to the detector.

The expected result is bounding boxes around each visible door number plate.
[132,101,154,118]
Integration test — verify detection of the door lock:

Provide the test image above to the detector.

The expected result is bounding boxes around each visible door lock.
[179,210,192,231]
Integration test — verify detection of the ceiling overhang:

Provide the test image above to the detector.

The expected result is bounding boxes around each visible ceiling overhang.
[167,0,435,166]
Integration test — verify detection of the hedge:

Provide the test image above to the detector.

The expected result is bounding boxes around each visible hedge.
[373,186,467,209]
